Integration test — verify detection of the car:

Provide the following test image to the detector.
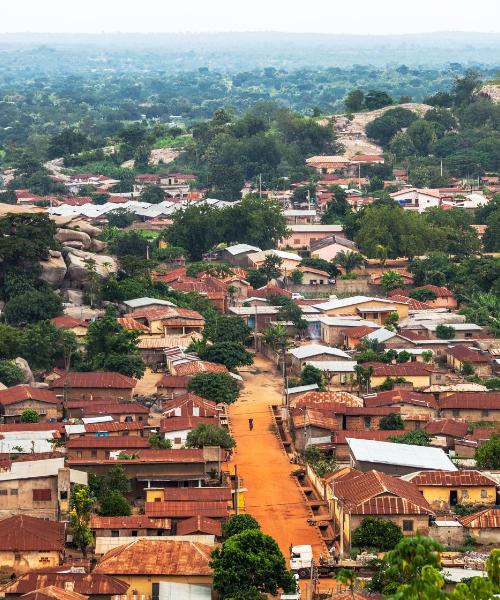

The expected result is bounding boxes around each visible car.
[291,293,304,300]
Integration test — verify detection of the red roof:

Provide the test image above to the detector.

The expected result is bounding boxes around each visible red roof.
[50,372,136,389]
[424,419,468,438]
[63,197,93,206]
[145,501,228,518]
[90,515,167,530]
[466,427,497,442]
[66,401,149,414]
[340,325,378,339]
[176,516,222,536]
[161,393,218,417]
[363,389,438,410]
[0,386,59,406]
[83,421,144,433]
[160,415,217,433]
[162,487,232,502]
[421,285,455,298]
[439,393,500,410]
[460,507,500,529]
[116,317,149,332]
[0,423,63,432]
[252,286,292,299]
[405,470,497,487]
[66,437,150,449]
[0,516,65,551]
[67,448,205,465]
[0,573,129,596]
[388,295,434,311]
[174,361,228,377]
[333,430,403,444]
[350,154,384,163]
[51,316,87,329]
[157,375,189,389]
[363,362,438,377]
[445,345,490,363]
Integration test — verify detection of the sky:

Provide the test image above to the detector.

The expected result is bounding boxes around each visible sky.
[1,0,500,35]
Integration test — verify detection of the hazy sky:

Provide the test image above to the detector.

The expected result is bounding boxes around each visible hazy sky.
[2,0,500,35]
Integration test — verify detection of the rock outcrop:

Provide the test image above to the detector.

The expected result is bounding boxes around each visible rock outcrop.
[55,228,92,249]
[62,247,118,284]
[39,250,68,288]
[14,357,35,384]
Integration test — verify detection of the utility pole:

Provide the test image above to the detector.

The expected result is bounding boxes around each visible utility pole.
[234,464,239,515]
[259,173,262,198]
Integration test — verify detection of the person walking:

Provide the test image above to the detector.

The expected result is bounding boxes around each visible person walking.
[248,418,254,430]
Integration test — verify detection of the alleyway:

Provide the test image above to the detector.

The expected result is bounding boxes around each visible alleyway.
[228,355,327,559]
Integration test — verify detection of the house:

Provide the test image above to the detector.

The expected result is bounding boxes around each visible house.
[363,389,438,419]
[291,408,337,450]
[304,360,358,389]
[122,297,177,313]
[283,209,316,224]
[176,516,222,539]
[50,316,88,342]
[444,345,492,378]
[390,188,441,213]
[306,155,351,174]
[0,457,87,520]
[403,471,498,512]
[296,266,331,285]
[160,415,218,448]
[346,438,457,476]
[90,515,171,539]
[13,586,88,600]
[338,325,379,349]
[65,437,150,460]
[407,286,457,310]
[247,249,302,273]
[288,344,351,375]
[161,394,223,421]
[309,235,357,261]
[49,372,136,402]
[137,334,203,367]
[0,571,129,600]
[125,307,205,336]
[318,316,379,346]
[279,224,343,250]
[65,420,144,439]
[0,515,65,574]
[363,362,446,390]
[0,422,64,454]
[0,386,61,423]
[331,430,404,462]
[459,508,500,545]
[65,402,149,422]
[438,393,500,422]
[220,244,262,267]
[330,469,434,556]
[314,296,409,325]
[424,419,468,450]
[93,539,213,597]
[156,376,190,399]
[116,317,150,335]
[229,305,279,332]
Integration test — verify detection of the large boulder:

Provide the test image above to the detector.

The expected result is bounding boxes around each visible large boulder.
[69,220,102,238]
[14,357,34,384]
[39,250,67,288]
[63,289,85,306]
[55,228,92,249]
[62,241,85,250]
[89,238,107,253]
[62,247,118,284]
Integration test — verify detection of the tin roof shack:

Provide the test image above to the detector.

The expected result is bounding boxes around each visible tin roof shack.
[460,507,500,545]
[49,372,136,403]
[93,539,213,597]
[66,448,221,495]
[424,419,468,451]
[90,515,171,540]
[404,470,497,513]
[65,402,149,423]
[330,470,434,557]
[0,515,65,575]
[0,387,61,423]
[347,438,457,476]
[438,393,500,422]
[444,345,492,378]
[363,389,438,419]
[0,571,129,600]
[288,344,351,376]
[291,408,337,451]
[0,457,87,520]
[65,437,150,460]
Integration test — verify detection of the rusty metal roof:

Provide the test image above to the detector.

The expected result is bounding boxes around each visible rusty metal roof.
[176,516,222,537]
[50,372,136,389]
[94,539,213,576]
[363,389,438,410]
[445,345,490,363]
[145,501,229,518]
[439,393,500,410]
[174,361,228,377]
[0,516,65,551]
[460,507,500,529]
[66,437,150,449]
[0,386,59,406]
[83,421,144,433]
[90,516,170,530]
[163,487,232,502]
[0,573,129,596]
[404,470,497,487]
[160,415,217,433]
[424,419,467,438]
[17,586,87,600]
[353,496,434,516]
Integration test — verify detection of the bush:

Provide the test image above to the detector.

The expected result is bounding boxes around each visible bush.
[186,423,236,450]
[3,290,63,325]
[0,360,24,386]
[99,490,132,517]
[379,413,404,430]
[475,435,500,469]
[20,409,40,423]
[353,517,403,551]
[435,324,456,339]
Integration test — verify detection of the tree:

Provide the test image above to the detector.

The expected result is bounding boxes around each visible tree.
[69,485,94,556]
[0,361,24,386]
[20,409,40,423]
[187,372,240,404]
[422,351,434,363]
[149,433,173,450]
[259,255,283,282]
[435,324,456,340]
[106,208,136,229]
[460,360,475,376]
[475,434,500,469]
[379,413,404,430]
[222,514,260,540]
[389,430,431,446]
[321,186,350,224]
[302,446,336,476]
[345,90,364,112]
[290,270,303,284]
[301,257,340,279]
[334,251,366,273]
[299,365,325,389]
[355,364,373,394]
[186,423,236,450]
[99,490,132,517]
[89,465,129,500]
[364,90,393,110]
[460,293,500,337]
[353,517,403,551]
[483,211,500,252]
[407,120,437,155]
[210,529,296,598]
[109,230,148,257]
[204,315,251,345]
[263,323,290,351]
[199,342,253,371]
[139,185,165,204]
[246,269,268,289]
[390,132,416,160]
[380,271,406,294]
[3,289,63,326]
[409,288,438,302]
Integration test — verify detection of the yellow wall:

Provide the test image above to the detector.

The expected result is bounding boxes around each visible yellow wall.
[115,574,212,596]
[146,489,165,502]
[371,374,430,389]
[0,550,60,574]
[321,300,408,319]
[418,485,496,511]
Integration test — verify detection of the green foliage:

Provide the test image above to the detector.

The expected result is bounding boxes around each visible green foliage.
[204,315,251,345]
[98,490,132,517]
[299,365,325,390]
[0,360,24,386]
[149,433,173,450]
[187,372,240,404]
[475,434,500,469]
[379,413,405,430]
[186,423,236,450]
[3,289,63,326]
[435,324,456,339]
[199,342,253,371]
[139,185,165,203]
[222,514,260,540]
[106,208,136,229]
[345,90,364,112]
[389,430,431,446]
[88,465,129,500]
[380,271,406,293]
[69,484,94,555]
[302,446,336,477]
[353,517,403,551]
[109,230,149,257]
[210,529,296,598]
[334,250,366,273]
[460,293,500,337]
[20,409,40,423]
[301,257,340,278]
[409,288,438,302]
[290,269,303,284]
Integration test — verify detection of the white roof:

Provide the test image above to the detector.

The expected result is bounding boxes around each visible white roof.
[249,249,302,263]
[424,323,483,331]
[314,295,377,311]
[318,316,379,328]
[289,344,350,360]
[229,306,278,316]
[225,243,262,255]
[64,424,86,435]
[283,210,316,216]
[289,225,343,232]
[286,384,319,395]
[124,297,176,308]
[365,328,397,343]
[347,438,458,471]
[433,521,463,528]
[82,416,114,424]
[0,457,87,485]
[306,360,357,372]
[442,569,487,583]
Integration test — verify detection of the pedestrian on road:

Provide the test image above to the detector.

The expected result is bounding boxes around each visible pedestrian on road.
[248,418,254,430]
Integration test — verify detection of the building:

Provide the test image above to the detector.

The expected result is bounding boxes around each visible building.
[0,457,87,520]
[65,402,149,422]
[219,244,262,267]
[0,515,65,574]
[0,422,64,454]
[403,471,498,511]
[347,438,457,476]
[314,296,409,325]
[160,415,218,448]
[280,224,343,250]
[12,586,88,600]
[93,539,213,597]
[309,235,357,261]
[318,316,378,346]
[296,266,332,285]
[444,345,492,378]
[0,387,61,423]
[90,515,171,539]
[49,373,136,403]
[424,419,468,450]
[363,362,445,390]
[363,389,438,419]
[438,393,500,422]
[304,360,357,389]
[247,249,302,273]
[65,437,151,460]
[124,307,205,337]
[122,298,177,313]
[306,155,351,174]
[390,188,441,212]
[460,508,500,545]
[288,344,351,375]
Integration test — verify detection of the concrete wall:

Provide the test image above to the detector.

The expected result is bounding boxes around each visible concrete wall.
[0,477,59,520]
[0,550,61,575]
[429,524,466,546]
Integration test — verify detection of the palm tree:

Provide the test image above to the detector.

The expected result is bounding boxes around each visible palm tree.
[461,292,500,337]
[334,250,366,274]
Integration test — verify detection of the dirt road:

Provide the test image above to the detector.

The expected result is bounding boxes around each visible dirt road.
[228,356,327,558]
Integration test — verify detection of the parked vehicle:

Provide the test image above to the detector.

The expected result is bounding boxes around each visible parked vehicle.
[289,544,337,578]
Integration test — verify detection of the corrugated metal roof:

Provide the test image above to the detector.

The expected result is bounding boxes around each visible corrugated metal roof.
[0,386,59,406]
[145,501,228,518]
[0,516,65,551]
[0,573,129,596]
[460,507,500,529]
[163,487,232,502]
[404,470,497,487]
[176,516,222,536]
[160,415,217,433]
[288,344,350,360]
[66,437,149,449]
[90,516,170,530]
[17,585,87,600]
[424,419,468,438]
[50,372,136,389]
[439,393,500,410]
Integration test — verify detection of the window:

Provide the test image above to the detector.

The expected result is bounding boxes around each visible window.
[481,489,488,498]
[33,489,52,502]
[461,490,469,498]
[91,450,97,458]
[193,407,200,417]
[294,239,301,245]
[481,410,490,417]
[402,520,414,532]
[0,490,7,496]
[364,416,371,430]
[174,437,182,445]
[138,416,143,422]
[10,489,18,495]
[131,530,138,537]
[60,490,68,500]
[452,409,460,417]
[111,530,119,537]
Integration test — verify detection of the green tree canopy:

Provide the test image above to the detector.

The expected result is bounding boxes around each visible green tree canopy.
[186,423,236,450]
[353,517,403,551]
[475,434,500,469]
[99,490,132,517]
[222,514,261,540]
[199,342,253,371]
[187,372,240,404]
